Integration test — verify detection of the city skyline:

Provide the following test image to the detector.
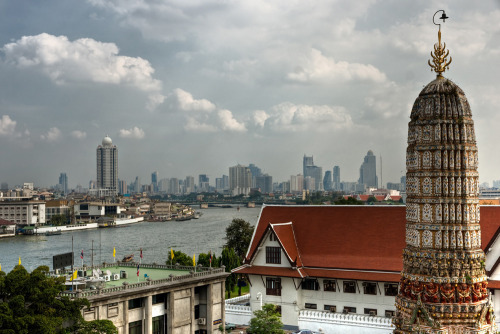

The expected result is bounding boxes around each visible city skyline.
[1,2,500,187]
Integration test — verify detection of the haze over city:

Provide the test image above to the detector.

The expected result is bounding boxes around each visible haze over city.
[1,1,500,188]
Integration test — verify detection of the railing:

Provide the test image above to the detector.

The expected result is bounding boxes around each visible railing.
[226,294,251,304]
[298,310,392,329]
[60,266,226,298]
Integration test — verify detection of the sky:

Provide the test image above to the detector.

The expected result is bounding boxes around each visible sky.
[1,0,500,189]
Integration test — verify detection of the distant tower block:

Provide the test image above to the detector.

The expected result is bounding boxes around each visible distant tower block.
[96,135,118,194]
[393,11,496,334]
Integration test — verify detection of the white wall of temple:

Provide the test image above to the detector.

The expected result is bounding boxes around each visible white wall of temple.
[247,274,398,329]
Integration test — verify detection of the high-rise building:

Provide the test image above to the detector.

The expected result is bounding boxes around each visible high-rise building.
[393,23,496,332]
[303,155,323,191]
[96,136,118,194]
[198,174,209,192]
[323,171,332,191]
[333,166,340,191]
[255,174,273,194]
[358,150,377,188]
[59,172,68,195]
[185,176,195,194]
[151,171,158,192]
[229,164,252,196]
[290,174,304,194]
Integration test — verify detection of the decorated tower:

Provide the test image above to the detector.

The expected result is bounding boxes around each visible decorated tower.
[393,11,496,333]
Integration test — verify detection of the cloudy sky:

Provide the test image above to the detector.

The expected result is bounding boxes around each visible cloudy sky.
[1,0,500,189]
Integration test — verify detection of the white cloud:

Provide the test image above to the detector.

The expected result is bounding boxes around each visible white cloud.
[253,110,269,128]
[0,115,18,137]
[3,33,163,107]
[260,102,353,132]
[184,117,217,133]
[218,109,246,132]
[71,130,87,139]
[119,126,145,139]
[287,48,387,83]
[170,88,216,112]
[40,127,61,142]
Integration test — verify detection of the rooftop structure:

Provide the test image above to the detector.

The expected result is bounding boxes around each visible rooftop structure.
[61,262,228,334]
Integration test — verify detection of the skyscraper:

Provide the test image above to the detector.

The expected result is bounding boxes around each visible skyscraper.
[151,171,158,192]
[303,155,323,191]
[96,136,118,194]
[333,166,340,191]
[358,150,377,188]
[393,19,496,332]
[323,171,332,191]
[229,164,252,196]
[59,172,68,195]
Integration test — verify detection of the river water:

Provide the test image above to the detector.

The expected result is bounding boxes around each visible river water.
[0,206,261,273]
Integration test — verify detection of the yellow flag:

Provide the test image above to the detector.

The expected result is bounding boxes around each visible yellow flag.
[113,247,116,258]
[18,257,21,265]
[193,253,196,267]
[171,248,174,260]
[70,270,77,281]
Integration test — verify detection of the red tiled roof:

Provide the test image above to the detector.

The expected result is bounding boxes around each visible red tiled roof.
[0,218,15,225]
[241,205,500,277]
[357,195,370,201]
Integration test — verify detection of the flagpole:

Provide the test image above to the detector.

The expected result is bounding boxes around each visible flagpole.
[71,235,74,292]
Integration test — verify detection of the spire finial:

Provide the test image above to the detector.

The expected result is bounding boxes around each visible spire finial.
[428,10,452,77]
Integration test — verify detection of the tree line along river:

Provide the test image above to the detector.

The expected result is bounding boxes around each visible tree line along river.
[0,206,261,273]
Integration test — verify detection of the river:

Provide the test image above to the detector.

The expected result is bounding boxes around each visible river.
[0,206,261,273]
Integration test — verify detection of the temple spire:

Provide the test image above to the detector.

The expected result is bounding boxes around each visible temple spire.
[428,10,452,77]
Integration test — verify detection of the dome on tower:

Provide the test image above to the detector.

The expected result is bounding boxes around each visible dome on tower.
[102,136,113,146]
[410,76,471,122]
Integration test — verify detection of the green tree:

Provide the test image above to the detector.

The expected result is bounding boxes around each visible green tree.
[225,218,254,261]
[247,304,284,334]
[197,252,220,268]
[0,265,117,334]
[334,196,363,205]
[73,319,118,334]
[166,250,194,267]
[220,247,240,299]
[50,214,69,226]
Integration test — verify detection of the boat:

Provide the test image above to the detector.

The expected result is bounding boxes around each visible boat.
[122,254,134,262]
[45,230,62,236]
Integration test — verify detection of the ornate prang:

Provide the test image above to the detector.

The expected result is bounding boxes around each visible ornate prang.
[393,9,496,334]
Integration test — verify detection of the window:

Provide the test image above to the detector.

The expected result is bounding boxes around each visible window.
[363,282,377,295]
[153,293,166,304]
[385,310,396,318]
[304,303,317,309]
[364,308,377,316]
[302,279,319,291]
[324,305,336,312]
[266,277,281,296]
[343,281,356,293]
[384,283,398,296]
[324,280,336,292]
[128,298,142,309]
[152,315,164,334]
[265,247,281,264]
[343,306,356,314]
[129,320,142,334]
